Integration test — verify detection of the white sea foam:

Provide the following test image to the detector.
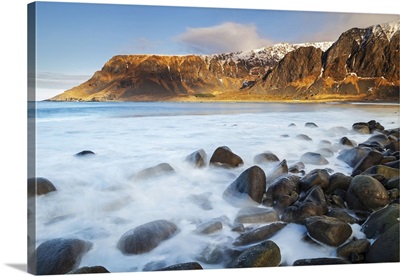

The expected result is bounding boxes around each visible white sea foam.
[31,102,399,272]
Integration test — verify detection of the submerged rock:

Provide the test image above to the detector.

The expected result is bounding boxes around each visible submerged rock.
[186,149,207,168]
[133,163,175,180]
[75,150,95,157]
[157,262,203,271]
[66,266,110,274]
[234,207,278,224]
[117,220,178,254]
[253,152,280,164]
[300,152,329,165]
[28,177,57,197]
[232,223,286,246]
[293,258,350,266]
[194,220,223,235]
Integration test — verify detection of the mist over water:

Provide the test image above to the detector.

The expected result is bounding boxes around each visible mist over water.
[31,101,399,272]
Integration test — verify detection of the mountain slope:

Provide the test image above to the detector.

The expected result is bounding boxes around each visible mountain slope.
[48,21,399,102]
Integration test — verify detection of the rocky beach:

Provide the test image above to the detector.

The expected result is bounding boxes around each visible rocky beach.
[27,102,400,274]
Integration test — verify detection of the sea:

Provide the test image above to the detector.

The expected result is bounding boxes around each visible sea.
[28,101,399,273]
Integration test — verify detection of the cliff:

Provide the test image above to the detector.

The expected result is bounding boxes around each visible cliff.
[48,21,399,102]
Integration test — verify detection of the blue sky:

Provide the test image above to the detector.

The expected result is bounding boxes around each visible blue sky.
[32,1,399,100]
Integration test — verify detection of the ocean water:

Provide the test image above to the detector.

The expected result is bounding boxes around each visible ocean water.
[29,101,399,272]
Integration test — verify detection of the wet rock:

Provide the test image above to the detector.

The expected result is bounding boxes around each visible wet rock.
[367,120,385,133]
[223,165,266,205]
[300,152,329,165]
[361,203,400,239]
[293,257,350,266]
[305,216,352,247]
[336,239,370,263]
[196,243,224,264]
[361,165,400,180]
[28,177,57,197]
[210,146,244,168]
[265,160,289,184]
[351,150,383,176]
[157,262,203,271]
[327,209,358,224]
[143,261,168,271]
[346,175,389,212]
[232,223,286,246]
[189,192,213,210]
[253,152,279,164]
[281,186,328,224]
[288,162,305,174]
[316,148,334,158]
[234,207,278,224]
[365,223,400,263]
[299,169,330,192]
[186,149,207,168]
[339,137,357,148]
[228,240,281,268]
[385,140,400,153]
[264,175,300,210]
[288,123,296,128]
[352,122,370,134]
[66,266,110,274]
[28,238,92,275]
[305,122,318,128]
[325,172,352,195]
[385,177,400,190]
[117,220,178,254]
[364,134,391,147]
[337,146,371,167]
[319,140,332,148]
[296,134,313,141]
[194,220,223,235]
[75,150,95,157]
[134,163,175,180]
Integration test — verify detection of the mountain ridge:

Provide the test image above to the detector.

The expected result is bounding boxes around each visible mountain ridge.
[48,20,399,102]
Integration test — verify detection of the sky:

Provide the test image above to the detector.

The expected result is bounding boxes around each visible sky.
[29,1,399,100]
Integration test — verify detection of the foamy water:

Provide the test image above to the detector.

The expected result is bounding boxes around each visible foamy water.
[30,101,399,272]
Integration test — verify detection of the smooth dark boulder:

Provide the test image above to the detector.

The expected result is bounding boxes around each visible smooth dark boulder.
[293,258,350,266]
[157,262,203,271]
[28,177,57,197]
[288,162,305,174]
[351,150,384,176]
[339,137,356,148]
[223,165,266,205]
[364,134,391,147]
[385,177,400,190]
[253,152,279,164]
[352,122,370,134]
[228,240,281,268]
[117,220,178,254]
[263,175,300,210]
[337,146,371,167]
[210,146,244,168]
[325,172,352,195]
[265,160,289,184]
[296,134,313,141]
[299,169,330,192]
[281,186,328,224]
[233,223,287,246]
[28,238,92,275]
[234,207,278,224]
[305,122,318,128]
[327,209,358,224]
[134,163,175,180]
[75,150,95,157]
[337,239,370,263]
[300,152,329,165]
[365,223,400,263]
[367,120,385,132]
[346,175,389,211]
[305,216,352,247]
[66,266,110,274]
[361,203,400,239]
[194,220,223,235]
[361,165,400,180]
[186,149,207,168]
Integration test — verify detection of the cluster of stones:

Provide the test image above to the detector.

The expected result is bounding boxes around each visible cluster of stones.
[27,121,399,274]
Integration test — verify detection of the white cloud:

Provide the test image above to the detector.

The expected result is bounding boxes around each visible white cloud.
[176,22,273,54]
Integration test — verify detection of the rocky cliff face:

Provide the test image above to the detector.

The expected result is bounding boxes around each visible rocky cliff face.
[49,21,399,102]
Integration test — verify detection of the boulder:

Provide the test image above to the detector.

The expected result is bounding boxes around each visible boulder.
[296,134,313,141]
[305,122,318,128]
[316,148,334,158]
[346,175,389,211]
[365,223,400,263]
[352,122,370,134]
[325,172,352,195]
[28,238,92,275]
[228,240,281,268]
[185,149,207,168]
[293,258,350,266]
[232,223,286,246]
[337,239,370,263]
[339,137,356,148]
[66,266,110,274]
[210,146,243,168]
[194,220,223,235]
[223,165,266,205]
[300,152,329,165]
[157,262,203,271]
[263,175,300,210]
[117,220,178,254]
[361,165,400,180]
[337,146,371,167]
[327,209,358,224]
[363,134,391,147]
[361,203,400,239]
[351,150,383,176]
[299,169,330,192]
[234,207,278,224]
[74,150,95,157]
[27,177,57,197]
[305,216,352,247]
[265,160,289,184]
[288,162,305,174]
[253,152,279,164]
[133,163,175,180]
